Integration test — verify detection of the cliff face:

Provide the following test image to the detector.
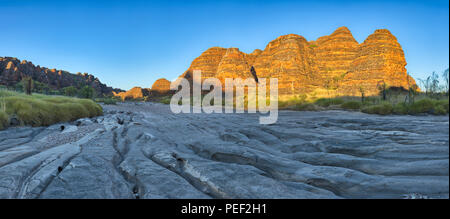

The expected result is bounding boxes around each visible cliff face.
[338,29,412,96]
[176,27,418,97]
[253,34,320,95]
[217,48,253,83]
[0,57,122,95]
[311,27,359,88]
[180,47,228,82]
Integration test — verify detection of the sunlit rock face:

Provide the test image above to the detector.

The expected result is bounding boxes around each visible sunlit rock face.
[0,57,122,95]
[338,29,413,96]
[176,27,418,97]
[310,26,359,89]
[151,78,172,94]
[113,78,173,100]
[179,47,228,83]
[113,87,149,100]
[252,34,321,95]
[216,48,253,84]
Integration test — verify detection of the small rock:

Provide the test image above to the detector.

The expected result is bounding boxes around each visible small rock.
[75,118,94,126]
[9,116,20,126]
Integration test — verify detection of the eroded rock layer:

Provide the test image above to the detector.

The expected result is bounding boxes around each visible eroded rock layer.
[177,27,418,97]
[338,29,412,96]
[151,78,172,94]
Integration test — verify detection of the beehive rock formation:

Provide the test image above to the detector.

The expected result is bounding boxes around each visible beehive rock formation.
[0,57,122,95]
[151,78,171,94]
[311,26,359,88]
[252,34,321,95]
[217,48,253,82]
[176,27,418,97]
[338,29,412,96]
[179,47,227,82]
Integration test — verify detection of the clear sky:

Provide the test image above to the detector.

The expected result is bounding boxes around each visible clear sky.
[0,0,448,90]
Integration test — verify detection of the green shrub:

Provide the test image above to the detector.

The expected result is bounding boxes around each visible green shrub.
[393,103,409,115]
[294,103,318,111]
[159,96,172,105]
[278,95,308,108]
[78,86,96,99]
[434,99,449,113]
[341,101,362,110]
[315,98,344,107]
[433,105,447,115]
[409,99,435,114]
[63,86,78,97]
[362,103,393,115]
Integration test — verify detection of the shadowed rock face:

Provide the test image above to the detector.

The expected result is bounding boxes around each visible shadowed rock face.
[0,57,122,95]
[0,103,448,199]
[176,27,418,97]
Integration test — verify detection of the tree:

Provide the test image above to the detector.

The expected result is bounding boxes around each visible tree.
[377,81,388,101]
[63,86,78,97]
[442,68,449,96]
[408,84,419,104]
[419,71,440,98]
[359,86,365,103]
[78,86,95,99]
[406,72,418,104]
[418,77,431,96]
[430,71,440,96]
[21,77,33,95]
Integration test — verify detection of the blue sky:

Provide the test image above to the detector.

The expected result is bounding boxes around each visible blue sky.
[0,0,448,90]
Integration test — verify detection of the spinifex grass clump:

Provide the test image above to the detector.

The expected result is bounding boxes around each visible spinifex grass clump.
[341,101,362,110]
[314,98,345,107]
[0,89,103,130]
[361,103,394,115]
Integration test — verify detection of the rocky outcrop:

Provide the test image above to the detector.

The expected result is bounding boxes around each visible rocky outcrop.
[338,29,412,96]
[176,27,418,97]
[179,47,228,82]
[151,78,171,94]
[252,34,320,95]
[310,26,359,88]
[0,57,122,95]
[216,48,253,83]
[114,78,174,100]
[113,87,150,100]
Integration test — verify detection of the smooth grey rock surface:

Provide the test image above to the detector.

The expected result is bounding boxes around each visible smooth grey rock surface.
[0,102,448,199]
